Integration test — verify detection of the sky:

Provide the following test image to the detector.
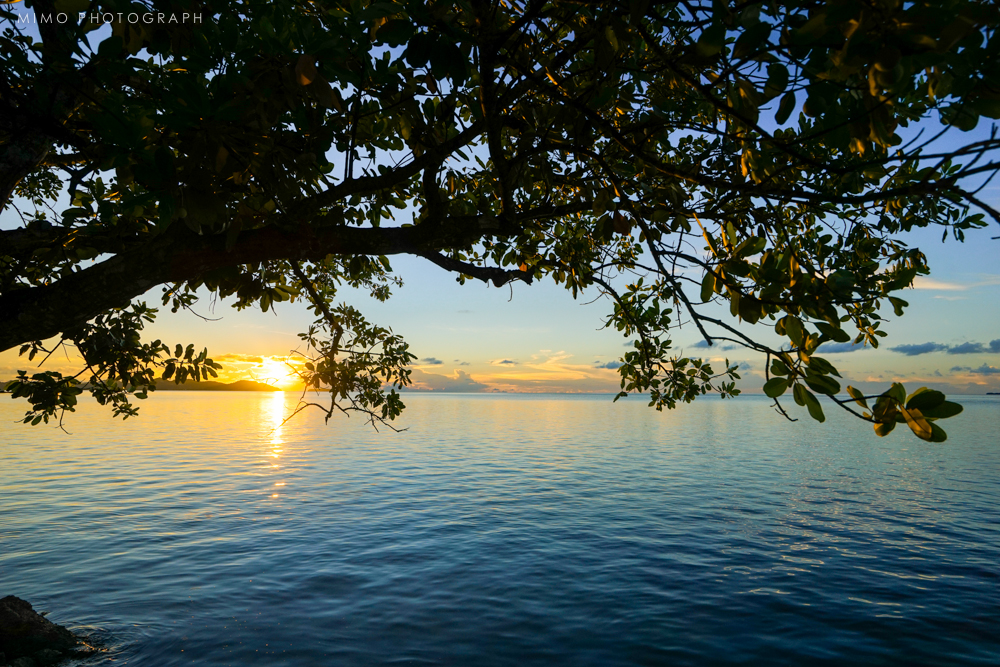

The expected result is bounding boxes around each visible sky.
[2,9,999,399]
[2,225,998,396]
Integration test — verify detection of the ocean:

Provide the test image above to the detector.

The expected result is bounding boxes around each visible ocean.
[1,392,998,665]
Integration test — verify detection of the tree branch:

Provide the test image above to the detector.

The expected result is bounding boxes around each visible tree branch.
[0,213,512,352]
[418,251,533,287]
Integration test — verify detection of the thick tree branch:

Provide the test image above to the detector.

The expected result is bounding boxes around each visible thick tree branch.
[0,213,511,352]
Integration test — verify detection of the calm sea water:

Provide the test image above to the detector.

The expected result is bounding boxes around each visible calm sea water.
[1,392,998,666]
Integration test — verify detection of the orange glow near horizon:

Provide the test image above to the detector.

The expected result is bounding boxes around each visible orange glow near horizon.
[251,357,300,389]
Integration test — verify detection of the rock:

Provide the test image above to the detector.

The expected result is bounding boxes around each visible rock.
[32,649,64,666]
[0,597,78,662]
[64,646,98,660]
[63,644,99,660]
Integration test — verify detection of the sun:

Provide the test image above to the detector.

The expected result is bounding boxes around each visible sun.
[255,357,300,389]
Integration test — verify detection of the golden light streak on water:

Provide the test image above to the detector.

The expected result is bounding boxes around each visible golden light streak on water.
[268,391,285,454]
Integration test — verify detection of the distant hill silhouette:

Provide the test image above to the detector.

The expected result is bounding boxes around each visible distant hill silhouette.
[152,380,281,392]
[2,379,281,393]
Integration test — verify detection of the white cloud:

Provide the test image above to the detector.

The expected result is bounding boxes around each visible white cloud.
[912,275,1000,291]
[407,369,488,392]
[911,277,967,291]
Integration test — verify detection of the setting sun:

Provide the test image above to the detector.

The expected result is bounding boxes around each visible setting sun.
[254,358,300,389]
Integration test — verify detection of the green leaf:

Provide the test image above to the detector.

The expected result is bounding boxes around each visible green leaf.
[816,321,851,343]
[765,63,789,98]
[604,26,619,53]
[943,103,980,131]
[594,189,612,215]
[906,389,945,412]
[807,356,840,377]
[784,316,804,347]
[794,12,829,43]
[733,22,771,60]
[695,22,727,59]
[887,383,906,405]
[763,377,789,398]
[734,236,767,257]
[700,271,716,302]
[846,386,868,409]
[874,420,896,437]
[888,296,908,317]
[973,97,1000,119]
[901,407,934,441]
[803,388,825,422]
[775,92,796,124]
[804,373,840,396]
[920,401,963,420]
[792,382,807,406]
[927,422,948,443]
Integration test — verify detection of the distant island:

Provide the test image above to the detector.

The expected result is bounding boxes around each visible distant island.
[153,380,281,392]
[1,379,281,393]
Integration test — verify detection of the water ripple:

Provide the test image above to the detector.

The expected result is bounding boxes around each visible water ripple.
[1,393,998,666]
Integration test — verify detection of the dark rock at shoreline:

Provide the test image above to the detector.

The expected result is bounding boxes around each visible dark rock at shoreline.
[0,597,80,665]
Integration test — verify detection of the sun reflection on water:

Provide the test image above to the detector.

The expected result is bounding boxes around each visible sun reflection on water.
[263,392,287,499]
[268,391,285,454]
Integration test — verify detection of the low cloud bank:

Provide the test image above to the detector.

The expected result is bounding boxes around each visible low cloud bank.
[890,340,1000,356]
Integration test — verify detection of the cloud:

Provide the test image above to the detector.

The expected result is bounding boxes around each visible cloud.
[684,340,740,351]
[933,369,943,377]
[691,339,743,352]
[818,341,866,353]
[971,364,1000,375]
[890,342,948,356]
[477,350,622,393]
[492,359,518,366]
[901,340,1000,355]
[419,357,444,365]
[408,369,488,392]
[454,360,470,366]
[913,275,1000,291]
[948,342,985,355]
[736,361,753,371]
[911,277,968,291]
[950,366,970,373]
[215,353,263,363]
[594,361,623,369]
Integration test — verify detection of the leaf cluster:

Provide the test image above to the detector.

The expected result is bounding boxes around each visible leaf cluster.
[2,0,998,437]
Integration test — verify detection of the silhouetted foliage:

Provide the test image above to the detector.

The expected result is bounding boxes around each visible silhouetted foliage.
[3,0,995,437]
